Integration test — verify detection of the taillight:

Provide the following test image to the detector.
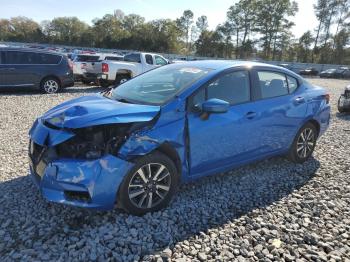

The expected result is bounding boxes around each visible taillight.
[325,93,330,104]
[102,63,109,73]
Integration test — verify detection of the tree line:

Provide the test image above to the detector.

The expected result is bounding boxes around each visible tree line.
[0,0,349,64]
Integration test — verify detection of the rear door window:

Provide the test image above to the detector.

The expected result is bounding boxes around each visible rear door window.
[124,53,141,63]
[145,54,153,65]
[255,71,289,99]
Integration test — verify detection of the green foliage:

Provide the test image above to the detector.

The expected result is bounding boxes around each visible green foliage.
[0,3,349,64]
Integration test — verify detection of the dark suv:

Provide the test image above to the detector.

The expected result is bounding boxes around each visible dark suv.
[0,48,74,94]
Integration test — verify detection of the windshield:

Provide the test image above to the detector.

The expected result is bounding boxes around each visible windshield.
[111,64,212,105]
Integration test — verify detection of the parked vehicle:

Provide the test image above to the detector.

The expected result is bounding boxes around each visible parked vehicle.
[73,53,124,84]
[0,47,74,94]
[319,68,346,78]
[84,54,124,84]
[342,70,350,79]
[97,52,168,87]
[299,67,319,76]
[28,61,330,215]
[72,53,100,83]
[338,85,350,113]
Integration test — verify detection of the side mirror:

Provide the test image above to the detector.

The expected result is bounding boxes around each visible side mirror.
[202,98,229,114]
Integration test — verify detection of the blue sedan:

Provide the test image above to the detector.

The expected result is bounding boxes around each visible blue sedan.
[28,61,330,215]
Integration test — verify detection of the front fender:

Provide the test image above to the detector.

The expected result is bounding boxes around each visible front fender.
[118,116,189,180]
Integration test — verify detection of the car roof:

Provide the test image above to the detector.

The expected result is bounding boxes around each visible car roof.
[0,47,63,56]
[177,60,290,71]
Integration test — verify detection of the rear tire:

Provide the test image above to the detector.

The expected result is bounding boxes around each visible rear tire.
[40,77,61,94]
[117,152,178,216]
[82,79,91,85]
[98,79,111,88]
[114,74,130,86]
[288,122,317,163]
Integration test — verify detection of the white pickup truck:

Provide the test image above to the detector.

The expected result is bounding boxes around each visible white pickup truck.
[97,52,169,87]
[73,53,123,84]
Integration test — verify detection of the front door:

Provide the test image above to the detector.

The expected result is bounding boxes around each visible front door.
[187,70,264,177]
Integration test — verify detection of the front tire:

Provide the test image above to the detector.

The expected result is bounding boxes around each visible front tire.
[288,123,317,163]
[118,152,178,215]
[40,77,61,94]
[338,95,346,113]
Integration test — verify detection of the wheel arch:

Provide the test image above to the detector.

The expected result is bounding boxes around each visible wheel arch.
[155,142,182,179]
[40,75,62,88]
[307,119,320,137]
[116,69,132,78]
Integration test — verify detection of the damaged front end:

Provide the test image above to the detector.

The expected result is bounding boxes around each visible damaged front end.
[28,95,161,210]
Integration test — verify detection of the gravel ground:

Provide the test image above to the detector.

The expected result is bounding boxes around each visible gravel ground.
[0,79,349,262]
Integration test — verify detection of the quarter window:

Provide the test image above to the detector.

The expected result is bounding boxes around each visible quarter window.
[256,71,288,99]
[3,51,61,64]
[4,51,33,64]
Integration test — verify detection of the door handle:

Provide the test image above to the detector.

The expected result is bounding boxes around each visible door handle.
[294,97,305,105]
[245,111,257,119]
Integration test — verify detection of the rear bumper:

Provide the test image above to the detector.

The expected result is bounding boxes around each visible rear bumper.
[29,154,133,210]
[97,74,111,81]
[318,104,331,137]
[82,73,98,82]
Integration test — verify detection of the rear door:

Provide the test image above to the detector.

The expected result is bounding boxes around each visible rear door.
[249,68,308,152]
[1,51,36,86]
[143,54,155,72]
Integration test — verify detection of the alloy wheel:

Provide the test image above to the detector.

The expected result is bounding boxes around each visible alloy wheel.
[296,128,315,158]
[128,163,171,209]
[43,80,59,94]
[120,78,128,84]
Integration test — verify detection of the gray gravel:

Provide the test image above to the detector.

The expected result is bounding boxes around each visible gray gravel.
[0,79,349,261]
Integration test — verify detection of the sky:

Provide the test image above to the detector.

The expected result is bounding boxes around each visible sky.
[1,0,318,38]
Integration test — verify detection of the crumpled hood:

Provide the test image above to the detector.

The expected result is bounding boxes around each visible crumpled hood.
[42,94,160,129]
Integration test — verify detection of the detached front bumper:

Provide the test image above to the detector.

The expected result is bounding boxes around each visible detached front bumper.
[29,154,133,210]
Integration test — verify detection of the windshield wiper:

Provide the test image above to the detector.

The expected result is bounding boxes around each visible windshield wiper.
[100,88,113,98]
